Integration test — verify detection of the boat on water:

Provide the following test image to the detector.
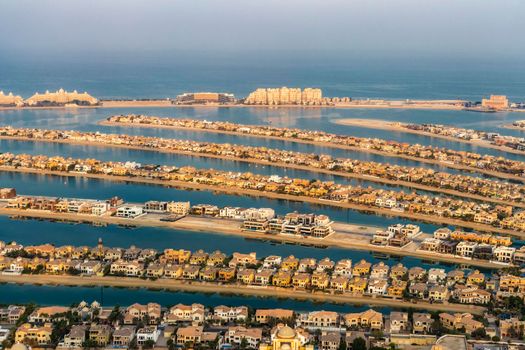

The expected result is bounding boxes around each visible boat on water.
[463,107,498,113]
[372,252,391,260]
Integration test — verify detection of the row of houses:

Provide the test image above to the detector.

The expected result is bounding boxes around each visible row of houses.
[3,191,314,227]
[0,241,511,307]
[2,122,525,210]
[420,237,525,264]
[243,212,334,238]
[433,227,512,246]
[104,115,525,190]
[2,192,293,226]
[2,153,525,232]
[6,191,521,265]
[402,122,525,152]
[4,299,500,350]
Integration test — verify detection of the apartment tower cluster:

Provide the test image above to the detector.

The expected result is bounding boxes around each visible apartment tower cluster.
[481,95,509,110]
[244,87,323,105]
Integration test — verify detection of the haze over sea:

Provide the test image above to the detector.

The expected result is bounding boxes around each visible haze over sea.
[2,53,525,101]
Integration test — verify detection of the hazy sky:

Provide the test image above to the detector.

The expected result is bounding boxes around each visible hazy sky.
[1,0,524,62]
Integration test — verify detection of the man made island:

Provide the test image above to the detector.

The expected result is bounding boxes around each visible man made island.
[1,87,524,112]
[333,119,525,155]
[3,123,525,209]
[0,235,512,314]
[1,188,521,268]
[2,152,525,237]
[0,299,507,350]
[100,115,525,183]
[503,120,525,130]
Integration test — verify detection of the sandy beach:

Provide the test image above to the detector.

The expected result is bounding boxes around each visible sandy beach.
[2,134,523,209]
[333,102,465,111]
[0,100,467,111]
[100,100,174,108]
[0,205,506,269]
[100,120,525,184]
[334,119,525,156]
[1,99,523,112]
[0,100,174,111]
[0,274,487,314]
[1,166,523,239]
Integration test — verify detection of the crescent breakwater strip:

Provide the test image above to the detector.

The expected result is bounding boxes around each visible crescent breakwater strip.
[101,115,525,183]
[1,152,525,237]
[1,125,525,208]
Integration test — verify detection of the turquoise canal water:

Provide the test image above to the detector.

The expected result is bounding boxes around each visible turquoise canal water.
[0,108,521,255]
[0,283,392,314]
[1,107,524,190]
[1,63,525,310]
[0,213,463,312]
[0,216,453,271]
[2,106,525,161]
[0,171,446,232]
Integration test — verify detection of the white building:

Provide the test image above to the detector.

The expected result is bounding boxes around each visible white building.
[116,206,144,218]
[242,208,275,221]
[333,259,353,277]
[389,312,409,333]
[387,224,404,234]
[263,255,282,268]
[367,279,388,295]
[124,161,141,169]
[80,261,101,275]
[493,246,516,263]
[67,200,85,213]
[110,260,144,277]
[219,207,244,219]
[434,227,451,240]
[0,326,9,343]
[226,326,262,349]
[376,198,397,208]
[428,268,447,284]
[456,241,478,257]
[296,311,340,330]
[370,262,389,279]
[401,224,420,237]
[8,258,26,273]
[136,326,160,345]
